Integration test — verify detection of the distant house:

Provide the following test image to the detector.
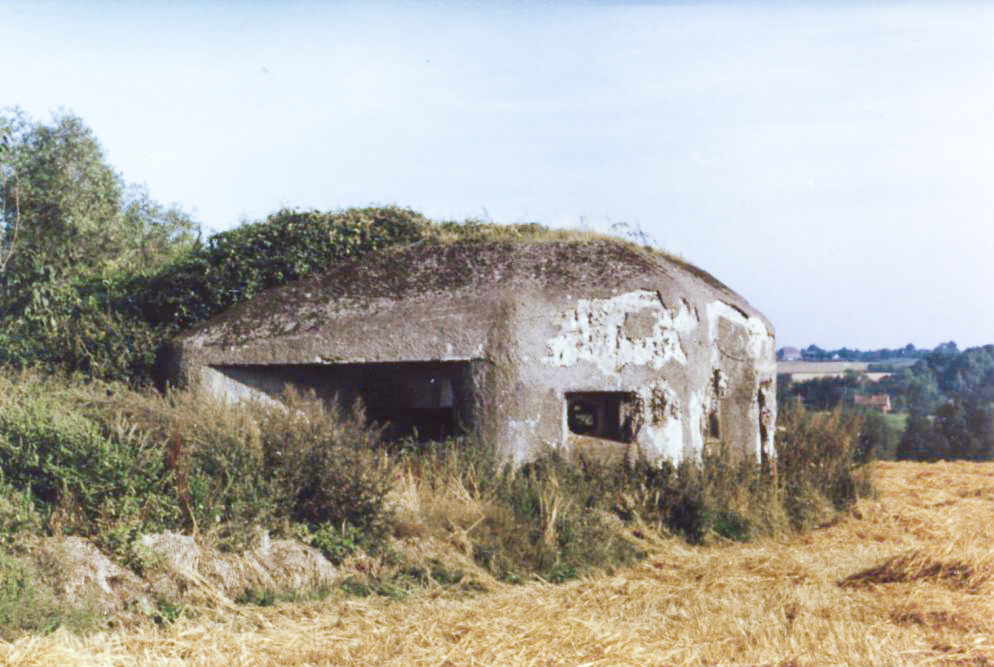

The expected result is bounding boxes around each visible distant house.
[854,393,893,414]
[778,347,801,361]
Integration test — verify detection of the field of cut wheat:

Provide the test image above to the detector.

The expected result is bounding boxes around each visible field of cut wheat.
[2,460,991,667]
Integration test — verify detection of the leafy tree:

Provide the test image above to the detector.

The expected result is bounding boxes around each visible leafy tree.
[891,344,994,461]
[0,109,197,379]
[0,109,196,291]
[897,409,934,461]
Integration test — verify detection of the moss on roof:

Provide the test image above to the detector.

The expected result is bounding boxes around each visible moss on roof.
[185,236,749,345]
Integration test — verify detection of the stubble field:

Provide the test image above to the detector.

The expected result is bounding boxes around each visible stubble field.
[2,460,991,667]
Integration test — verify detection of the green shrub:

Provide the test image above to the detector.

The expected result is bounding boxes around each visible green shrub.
[0,371,398,563]
[1,207,433,385]
[775,403,865,530]
[295,522,368,565]
[0,478,43,538]
[130,207,429,332]
[854,410,902,462]
[0,377,178,537]
[408,442,643,582]
[259,390,395,544]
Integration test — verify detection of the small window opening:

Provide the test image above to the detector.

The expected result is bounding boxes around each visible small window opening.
[566,392,638,443]
[708,411,721,439]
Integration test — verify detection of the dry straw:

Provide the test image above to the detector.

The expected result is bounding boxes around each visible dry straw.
[1,461,992,666]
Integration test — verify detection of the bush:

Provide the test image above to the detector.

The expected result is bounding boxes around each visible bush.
[129,207,429,333]
[0,546,57,638]
[398,441,642,583]
[0,367,871,619]
[854,410,902,462]
[0,371,397,558]
[401,401,870,585]
[0,374,179,538]
[0,207,433,385]
[0,478,43,538]
[775,402,865,530]
[258,389,395,546]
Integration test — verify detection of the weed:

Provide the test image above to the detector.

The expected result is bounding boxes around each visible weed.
[153,596,184,625]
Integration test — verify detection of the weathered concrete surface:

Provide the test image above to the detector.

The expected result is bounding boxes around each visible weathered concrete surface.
[167,240,776,465]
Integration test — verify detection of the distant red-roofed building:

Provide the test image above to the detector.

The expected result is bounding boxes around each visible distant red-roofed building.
[853,393,892,414]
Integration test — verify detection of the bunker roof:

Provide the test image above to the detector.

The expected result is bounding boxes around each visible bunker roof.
[180,239,769,348]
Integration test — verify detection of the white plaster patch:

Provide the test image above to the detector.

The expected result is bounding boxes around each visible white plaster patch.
[635,381,685,462]
[686,387,706,459]
[544,290,698,374]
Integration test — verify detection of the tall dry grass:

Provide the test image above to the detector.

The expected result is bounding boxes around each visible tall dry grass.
[2,460,990,666]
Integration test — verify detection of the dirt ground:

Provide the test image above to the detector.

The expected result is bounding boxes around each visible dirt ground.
[2,460,991,666]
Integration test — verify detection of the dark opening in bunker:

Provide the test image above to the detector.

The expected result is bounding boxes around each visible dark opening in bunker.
[210,361,481,441]
[708,411,721,440]
[566,391,638,443]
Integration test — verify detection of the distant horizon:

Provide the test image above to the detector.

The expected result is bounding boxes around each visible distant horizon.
[775,341,990,354]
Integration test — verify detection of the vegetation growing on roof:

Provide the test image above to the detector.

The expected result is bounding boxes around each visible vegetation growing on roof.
[2,195,724,386]
[2,112,739,384]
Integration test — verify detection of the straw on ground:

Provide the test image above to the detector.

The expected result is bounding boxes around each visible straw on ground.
[2,461,991,667]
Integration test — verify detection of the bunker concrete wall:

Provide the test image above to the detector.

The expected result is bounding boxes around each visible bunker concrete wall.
[170,241,776,466]
[508,288,776,464]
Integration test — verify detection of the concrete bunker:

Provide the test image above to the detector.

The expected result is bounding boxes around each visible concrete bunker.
[168,240,777,465]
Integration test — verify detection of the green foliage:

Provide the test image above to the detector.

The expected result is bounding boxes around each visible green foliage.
[409,416,869,584]
[894,344,994,461]
[257,389,395,541]
[0,109,197,383]
[623,451,777,545]
[775,403,865,530]
[129,206,429,333]
[295,522,368,565]
[153,595,185,625]
[0,547,59,639]
[782,373,866,411]
[854,410,902,462]
[1,203,436,384]
[406,430,861,584]
[0,110,197,282]
[0,377,179,537]
[779,342,992,463]
[0,544,102,639]
[794,343,925,362]
[0,371,397,561]
[0,478,43,538]
[405,441,642,583]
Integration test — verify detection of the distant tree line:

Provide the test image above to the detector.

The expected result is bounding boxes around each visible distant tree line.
[789,343,929,363]
[779,342,994,462]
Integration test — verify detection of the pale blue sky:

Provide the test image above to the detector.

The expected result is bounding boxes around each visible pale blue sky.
[2,1,992,350]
